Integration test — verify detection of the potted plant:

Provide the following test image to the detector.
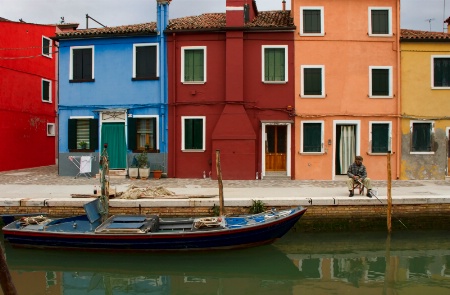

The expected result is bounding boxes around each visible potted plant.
[78,141,87,149]
[152,163,163,180]
[136,152,150,180]
[128,156,139,179]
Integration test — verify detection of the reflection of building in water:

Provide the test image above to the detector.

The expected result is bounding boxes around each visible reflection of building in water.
[288,251,450,292]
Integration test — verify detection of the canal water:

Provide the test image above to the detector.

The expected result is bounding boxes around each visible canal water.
[1,230,449,295]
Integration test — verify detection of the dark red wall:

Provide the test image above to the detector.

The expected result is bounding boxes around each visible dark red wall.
[0,22,57,171]
[167,30,294,179]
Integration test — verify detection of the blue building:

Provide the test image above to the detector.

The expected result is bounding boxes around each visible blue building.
[56,1,169,176]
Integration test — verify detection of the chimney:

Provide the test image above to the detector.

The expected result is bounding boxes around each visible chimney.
[282,0,286,11]
[445,16,450,33]
[226,0,245,27]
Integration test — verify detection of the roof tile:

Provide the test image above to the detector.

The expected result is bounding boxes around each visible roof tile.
[56,22,157,38]
[400,29,450,40]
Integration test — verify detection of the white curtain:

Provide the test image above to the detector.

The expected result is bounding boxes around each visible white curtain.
[339,126,355,174]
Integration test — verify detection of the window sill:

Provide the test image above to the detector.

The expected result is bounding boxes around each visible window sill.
[182,81,206,85]
[299,33,325,37]
[182,149,205,152]
[369,95,393,99]
[132,149,160,153]
[410,151,435,155]
[431,86,450,90]
[367,152,391,155]
[132,77,159,81]
[69,149,95,153]
[300,94,325,98]
[70,79,95,83]
[298,152,324,155]
[263,81,287,84]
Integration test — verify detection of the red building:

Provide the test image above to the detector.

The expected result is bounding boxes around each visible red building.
[166,0,295,179]
[0,18,61,171]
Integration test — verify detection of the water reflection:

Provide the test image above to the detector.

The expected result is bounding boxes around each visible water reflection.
[1,230,450,295]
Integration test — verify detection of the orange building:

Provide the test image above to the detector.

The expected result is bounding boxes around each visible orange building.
[292,0,400,180]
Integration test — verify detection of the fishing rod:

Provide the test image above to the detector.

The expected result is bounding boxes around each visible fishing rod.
[356,178,408,229]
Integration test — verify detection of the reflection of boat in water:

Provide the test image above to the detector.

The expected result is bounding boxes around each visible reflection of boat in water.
[3,243,301,295]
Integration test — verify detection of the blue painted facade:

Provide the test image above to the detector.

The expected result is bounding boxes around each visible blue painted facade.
[57,3,169,176]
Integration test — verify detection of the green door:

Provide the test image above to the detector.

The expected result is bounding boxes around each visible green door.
[101,123,127,169]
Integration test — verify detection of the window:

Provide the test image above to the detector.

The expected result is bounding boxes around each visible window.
[42,36,51,58]
[127,117,158,151]
[370,122,391,153]
[42,79,51,102]
[182,116,205,151]
[432,56,450,88]
[182,46,206,83]
[301,65,325,98]
[369,66,392,97]
[70,46,94,82]
[300,7,324,36]
[369,7,392,36]
[133,44,159,80]
[301,121,324,153]
[68,118,98,150]
[411,121,434,153]
[262,46,288,83]
[47,123,55,136]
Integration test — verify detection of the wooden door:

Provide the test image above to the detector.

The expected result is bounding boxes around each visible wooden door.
[265,125,287,171]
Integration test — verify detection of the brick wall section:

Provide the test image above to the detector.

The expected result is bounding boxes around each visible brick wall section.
[1,204,449,218]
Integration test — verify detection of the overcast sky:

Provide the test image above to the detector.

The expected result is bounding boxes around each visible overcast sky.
[0,0,449,32]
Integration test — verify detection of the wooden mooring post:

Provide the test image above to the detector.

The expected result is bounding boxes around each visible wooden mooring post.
[387,152,392,233]
[216,150,225,215]
[0,246,18,295]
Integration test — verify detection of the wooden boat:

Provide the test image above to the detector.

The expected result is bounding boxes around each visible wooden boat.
[1,146,306,251]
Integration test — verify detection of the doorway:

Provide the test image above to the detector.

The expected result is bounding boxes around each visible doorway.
[265,125,287,172]
[335,124,357,175]
[101,123,127,169]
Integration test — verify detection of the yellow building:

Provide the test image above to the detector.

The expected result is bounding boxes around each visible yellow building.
[400,23,450,179]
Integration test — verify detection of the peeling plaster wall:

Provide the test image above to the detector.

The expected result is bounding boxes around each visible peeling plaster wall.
[401,128,447,180]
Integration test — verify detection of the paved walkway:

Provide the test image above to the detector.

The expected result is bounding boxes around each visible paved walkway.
[0,166,449,207]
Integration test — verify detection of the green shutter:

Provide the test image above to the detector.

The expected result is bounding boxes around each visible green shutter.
[434,58,450,87]
[412,123,431,152]
[303,123,321,152]
[68,119,77,149]
[184,49,204,82]
[89,119,99,150]
[184,119,203,149]
[372,124,389,153]
[264,48,285,81]
[371,10,389,34]
[42,80,50,101]
[304,68,322,95]
[184,119,193,149]
[82,48,92,80]
[127,118,137,150]
[372,69,389,96]
[136,46,157,79]
[303,10,321,33]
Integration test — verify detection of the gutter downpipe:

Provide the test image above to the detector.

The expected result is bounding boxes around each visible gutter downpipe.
[396,0,401,179]
[172,32,177,177]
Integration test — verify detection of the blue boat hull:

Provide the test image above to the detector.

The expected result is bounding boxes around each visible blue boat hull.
[2,207,306,251]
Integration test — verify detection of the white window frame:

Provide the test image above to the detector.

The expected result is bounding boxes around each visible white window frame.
[47,123,55,136]
[181,46,207,84]
[300,120,324,154]
[181,116,206,152]
[369,66,393,98]
[132,43,159,79]
[261,45,288,84]
[69,45,95,80]
[301,65,325,98]
[368,7,392,37]
[42,36,52,58]
[431,55,450,89]
[132,115,160,151]
[369,121,392,155]
[300,6,324,36]
[410,120,434,155]
[42,78,52,103]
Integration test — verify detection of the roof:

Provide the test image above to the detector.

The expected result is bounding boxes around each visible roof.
[0,17,11,22]
[165,10,294,31]
[56,22,157,39]
[400,29,450,41]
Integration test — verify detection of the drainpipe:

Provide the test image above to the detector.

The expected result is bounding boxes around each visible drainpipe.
[282,0,286,11]
[396,0,401,179]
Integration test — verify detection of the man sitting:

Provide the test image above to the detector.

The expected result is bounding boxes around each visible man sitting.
[347,155,372,197]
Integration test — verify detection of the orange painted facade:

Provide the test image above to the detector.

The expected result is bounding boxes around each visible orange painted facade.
[292,0,401,180]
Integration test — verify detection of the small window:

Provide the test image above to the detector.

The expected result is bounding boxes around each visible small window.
[369,7,392,36]
[70,46,94,82]
[133,44,159,80]
[369,66,392,98]
[301,65,325,98]
[262,45,288,83]
[47,123,55,136]
[411,121,433,153]
[42,36,52,58]
[300,7,324,36]
[137,118,157,150]
[182,116,205,151]
[432,56,450,88]
[301,121,324,153]
[42,79,51,102]
[182,47,206,83]
[68,118,99,151]
[370,122,391,153]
